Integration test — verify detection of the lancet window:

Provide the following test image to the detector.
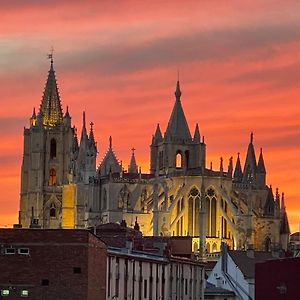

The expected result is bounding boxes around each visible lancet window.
[205,188,217,237]
[188,187,200,236]
[50,138,57,159]
[50,203,56,218]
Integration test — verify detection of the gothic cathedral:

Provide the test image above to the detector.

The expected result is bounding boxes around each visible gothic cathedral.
[19,59,290,253]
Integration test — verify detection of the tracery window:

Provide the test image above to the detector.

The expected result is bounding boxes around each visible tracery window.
[188,187,200,236]
[205,188,217,237]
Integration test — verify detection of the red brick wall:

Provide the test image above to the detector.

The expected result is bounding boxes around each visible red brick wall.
[0,229,107,300]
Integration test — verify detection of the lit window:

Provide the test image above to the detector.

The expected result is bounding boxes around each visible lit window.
[18,248,30,255]
[5,248,15,255]
[21,290,29,297]
[176,152,182,168]
[48,168,57,186]
[1,290,9,296]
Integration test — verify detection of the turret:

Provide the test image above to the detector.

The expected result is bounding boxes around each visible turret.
[233,153,243,183]
[242,133,257,186]
[128,148,138,174]
[280,192,290,251]
[256,148,266,188]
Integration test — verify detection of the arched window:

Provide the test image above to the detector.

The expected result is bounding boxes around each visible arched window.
[50,203,56,217]
[188,187,200,236]
[212,243,217,252]
[206,188,217,237]
[265,237,271,252]
[49,168,57,186]
[50,139,57,159]
[176,151,182,168]
[206,243,210,253]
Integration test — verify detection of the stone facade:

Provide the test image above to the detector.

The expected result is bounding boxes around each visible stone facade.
[19,60,290,254]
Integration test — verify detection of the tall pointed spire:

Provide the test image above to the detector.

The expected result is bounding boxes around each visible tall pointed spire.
[128,147,138,174]
[165,81,192,142]
[243,132,257,184]
[39,52,63,126]
[233,153,243,182]
[257,148,266,173]
[80,111,88,143]
[193,123,200,143]
[280,192,290,234]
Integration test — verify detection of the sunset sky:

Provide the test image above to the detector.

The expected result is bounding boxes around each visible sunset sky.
[0,1,300,232]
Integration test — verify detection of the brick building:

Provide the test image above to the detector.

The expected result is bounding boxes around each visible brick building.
[0,229,106,300]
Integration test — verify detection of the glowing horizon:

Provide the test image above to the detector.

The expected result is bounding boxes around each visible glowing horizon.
[0,1,300,232]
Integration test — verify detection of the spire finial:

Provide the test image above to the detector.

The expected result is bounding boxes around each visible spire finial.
[131,147,136,155]
[83,111,86,128]
[237,152,240,158]
[109,136,112,149]
[47,47,54,66]
[250,132,253,144]
[175,79,181,99]
[90,121,94,131]
[177,68,179,82]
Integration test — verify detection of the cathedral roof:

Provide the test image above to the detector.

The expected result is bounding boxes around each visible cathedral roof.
[165,81,192,142]
[153,124,163,144]
[39,59,63,126]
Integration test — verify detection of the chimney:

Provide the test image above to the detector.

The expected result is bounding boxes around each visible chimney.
[246,244,255,258]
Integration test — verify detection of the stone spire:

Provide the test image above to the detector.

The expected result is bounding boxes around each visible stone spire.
[164,81,192,142]
[263,186,275,216]
[280,193,290,234]
[128,147,138,174]
[80,111,88,144]
[39,56,63,126]
[153,123,163,144]
[193,123,200,143]
[242,132,257,184]
[257,148,266,173]
[233,153,243,182]
[227,156,233,178]
[88,121,97,151]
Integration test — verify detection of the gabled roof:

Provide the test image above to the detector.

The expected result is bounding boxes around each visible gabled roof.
[99,137,121,176]
[39,61,63,126]
[165,81,192,142]
[229,250,274,279]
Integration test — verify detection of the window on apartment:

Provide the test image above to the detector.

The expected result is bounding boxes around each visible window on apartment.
[1,290,9,296]
[21,290,29,297]
[5,248,15,255]
[18,248,30,255]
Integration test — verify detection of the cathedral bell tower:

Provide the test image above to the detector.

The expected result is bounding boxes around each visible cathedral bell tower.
[19,55,76,228]
[150,81,206,175]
